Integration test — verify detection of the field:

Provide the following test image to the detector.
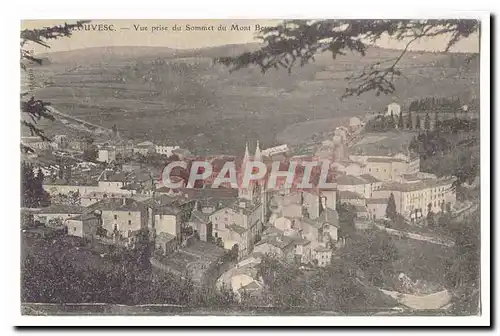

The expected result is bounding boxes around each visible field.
[26,44,479,155]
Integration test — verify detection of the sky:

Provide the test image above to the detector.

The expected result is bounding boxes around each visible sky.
[21,19,480,54]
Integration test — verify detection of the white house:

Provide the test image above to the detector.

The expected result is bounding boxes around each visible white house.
[385,102,401,117]
[372,177,456,221]
[97,147,116,163]
[155,144,180,157]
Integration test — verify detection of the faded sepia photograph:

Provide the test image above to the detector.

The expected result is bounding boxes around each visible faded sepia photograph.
[19,18,485,321]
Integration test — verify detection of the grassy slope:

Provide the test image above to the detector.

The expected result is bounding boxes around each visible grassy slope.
[29,45,479,155]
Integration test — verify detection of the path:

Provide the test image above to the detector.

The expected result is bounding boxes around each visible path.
[374,224,455,247]
[378,288,452,311]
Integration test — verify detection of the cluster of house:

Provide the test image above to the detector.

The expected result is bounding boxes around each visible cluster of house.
[319,110,457,222]
[23,104,460,299]
[97,140,190,163]
[22,132,190,165]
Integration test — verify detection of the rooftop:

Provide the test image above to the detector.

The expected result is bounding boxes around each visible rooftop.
[366,157,406,164]
[314,245,331,252]
[68,213,99,221]
[336,174,369,185]
[228,224,246,235]
[189,209,212,223]
[339,190,365,200]
[366,198,388,204]
[101,171,129,182]
[359,174,381,183]
[259,235,295,250]
[43,177,98,187]
[86,198,146,212]
[156,232,176,243]
[378,178,455,193]
[36,204,85,214]
[136,141,155,147]
[354,205,369,213]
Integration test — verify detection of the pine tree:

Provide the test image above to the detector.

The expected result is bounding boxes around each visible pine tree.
[398,112,404,129]
[21,162,50,207]
[390,110,396,128]
[416,114,422,130]
[406,111,413,129]
[386,193,397,221]
[424,112,431,131]
[434,110,440,130]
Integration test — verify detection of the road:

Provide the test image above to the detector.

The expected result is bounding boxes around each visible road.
[46,106,113,135]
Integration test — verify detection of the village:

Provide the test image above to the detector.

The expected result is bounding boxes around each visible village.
[20,100,479,311]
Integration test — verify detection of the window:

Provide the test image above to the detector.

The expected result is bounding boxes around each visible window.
[73,227,76,232]
[114,215,118,220]
[128,212,131,215]
[215,232,218,238]
[128,220,132,225]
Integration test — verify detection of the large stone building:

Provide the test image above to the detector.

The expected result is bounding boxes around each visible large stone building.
[372,176,456,221]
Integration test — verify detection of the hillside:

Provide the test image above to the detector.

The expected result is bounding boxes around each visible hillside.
[29,44,479,155]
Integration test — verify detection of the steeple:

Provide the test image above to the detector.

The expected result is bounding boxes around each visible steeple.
[244,142,250,161]
[255,140,262,162]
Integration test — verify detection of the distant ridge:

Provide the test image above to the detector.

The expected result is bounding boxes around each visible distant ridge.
[40,42,478,66]
[39,43,262,65]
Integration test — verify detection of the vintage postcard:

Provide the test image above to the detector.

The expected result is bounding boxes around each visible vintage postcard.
[18,17,487,325]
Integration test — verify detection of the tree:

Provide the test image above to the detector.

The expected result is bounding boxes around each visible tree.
[397,112,404,129]
[21,162,50,208]
[336,201,357,239]
[444,213,480,315]
[216,20,478,99]
[424,112,431,131]
[230,244,239,261]
[216,19,479,185]
[83,145,98,162]
[434,110,440,130]
[21,21,89,153]
[385,193,397,221]
[406,111,413,129]
[416,114,422,130]
[343,230,399,285]
[426,203,435,227]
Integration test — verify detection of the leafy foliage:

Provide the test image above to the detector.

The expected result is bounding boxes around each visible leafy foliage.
[364,114,398,132]
[342,230,399,286]
[409,121,479,187]
[255,254,397,312]
[21,236,236,307]
[409,96,465,112]
[21,162,50,208]
[21,21,90,152]
[216,19,479,99]
[443,212,480,315]
[336,201,357,238]
[385,193,397,221]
